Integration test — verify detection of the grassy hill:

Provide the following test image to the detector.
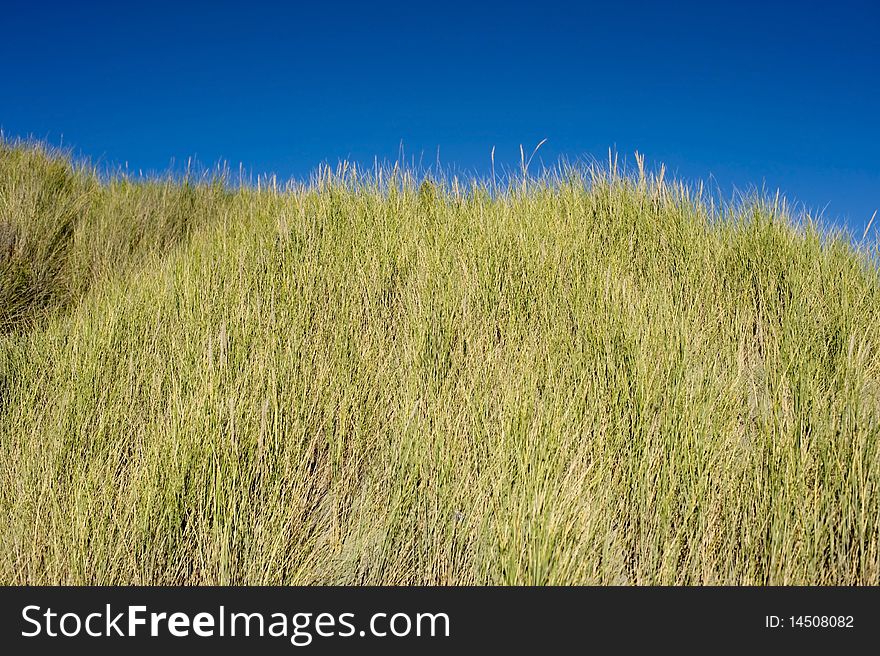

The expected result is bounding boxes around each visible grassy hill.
[1,141,878,584]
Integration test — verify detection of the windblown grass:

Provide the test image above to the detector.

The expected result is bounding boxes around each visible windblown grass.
[1,141,878,584]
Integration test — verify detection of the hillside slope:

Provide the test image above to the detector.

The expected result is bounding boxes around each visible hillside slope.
[1,143,878,584]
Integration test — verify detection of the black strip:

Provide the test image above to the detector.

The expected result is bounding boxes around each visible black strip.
[1,586,875,653]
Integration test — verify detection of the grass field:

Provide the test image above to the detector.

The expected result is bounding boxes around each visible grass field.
[1,140,878,585]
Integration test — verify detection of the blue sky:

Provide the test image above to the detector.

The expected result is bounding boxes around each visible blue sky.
[2,0,878,233]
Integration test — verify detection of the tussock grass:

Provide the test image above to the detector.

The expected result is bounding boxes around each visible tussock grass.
[1,141,878,584]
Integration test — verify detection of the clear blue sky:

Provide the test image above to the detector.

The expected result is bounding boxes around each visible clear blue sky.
[2,0,878,233]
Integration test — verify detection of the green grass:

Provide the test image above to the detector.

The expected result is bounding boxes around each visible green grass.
[1,140,878,585]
